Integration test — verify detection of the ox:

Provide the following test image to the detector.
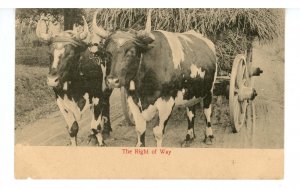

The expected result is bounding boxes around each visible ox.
[97,11,217,147]
[36,15,112,146]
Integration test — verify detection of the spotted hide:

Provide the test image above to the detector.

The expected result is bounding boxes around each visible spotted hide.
[106,29,217,147]
[46,34,112,146]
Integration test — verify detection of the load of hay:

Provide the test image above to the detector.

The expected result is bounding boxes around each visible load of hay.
[86,8,282,72]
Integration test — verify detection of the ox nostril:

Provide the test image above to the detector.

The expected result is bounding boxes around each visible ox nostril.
[107,78,113,83]
[47,76,59,87]
[107,76,120,87]
[107,75,114,80]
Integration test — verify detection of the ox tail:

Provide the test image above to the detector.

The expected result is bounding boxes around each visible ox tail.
[211,58,218,93]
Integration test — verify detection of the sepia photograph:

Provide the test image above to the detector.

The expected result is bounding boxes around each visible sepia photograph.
[14,8,284,179]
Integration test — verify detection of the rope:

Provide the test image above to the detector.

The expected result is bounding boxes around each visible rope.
[135,53,144,87]
[137,53,143,77]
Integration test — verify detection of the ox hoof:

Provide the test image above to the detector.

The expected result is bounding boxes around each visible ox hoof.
[136,143,145,147]
[102,125,112,140]
[67,139,77,146]
[102,131,110,140]
[87,134,99,146]
[181,138,194,148]
[99,142,107,147]
[204,135,214,145]
[88,134,107,147]
[181,140,191,148]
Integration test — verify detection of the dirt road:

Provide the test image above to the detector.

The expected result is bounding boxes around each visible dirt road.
[15,45,284,148]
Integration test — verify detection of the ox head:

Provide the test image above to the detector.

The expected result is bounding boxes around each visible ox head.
[36,16,90,88]
[102,10,155,88]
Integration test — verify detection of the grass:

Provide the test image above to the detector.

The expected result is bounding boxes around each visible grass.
[16,46,50,67]
[15,48,58,129]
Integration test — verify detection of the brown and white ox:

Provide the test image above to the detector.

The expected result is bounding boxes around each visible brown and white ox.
[36,15,113,146]
[95,11,217,147]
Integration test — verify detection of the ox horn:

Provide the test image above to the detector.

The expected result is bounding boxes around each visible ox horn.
[79,16,89,40]
[136,9,155,44]
[145,9,152,33]
[92,11,110,38]
[71,16,90,42]
[36,18,51,41]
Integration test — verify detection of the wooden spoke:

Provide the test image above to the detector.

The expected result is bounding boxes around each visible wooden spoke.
[229,54,252,133]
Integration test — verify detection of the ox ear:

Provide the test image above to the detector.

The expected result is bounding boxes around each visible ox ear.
[136,30,155,45]
[36,18,52,42]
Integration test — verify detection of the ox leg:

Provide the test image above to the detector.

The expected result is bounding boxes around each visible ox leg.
[127,96,146,147]
[69,122,79,146]
[153,97,175,147]
[56,97,78,146]
[203,92,214,145]
[181,105,196,147]
[101,90,113,139]
[89,98,106,146]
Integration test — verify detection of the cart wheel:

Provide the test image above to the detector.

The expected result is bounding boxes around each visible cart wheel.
[120,87,135,126]
[229,54,251,133]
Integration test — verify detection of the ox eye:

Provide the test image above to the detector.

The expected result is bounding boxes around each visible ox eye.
[105,52,112,58]
[47,49,53,55]
[48,53,53,59]
[125,49,131,55]
[68,50,74,56]
[89,43,98,47]
[126,48,135,56]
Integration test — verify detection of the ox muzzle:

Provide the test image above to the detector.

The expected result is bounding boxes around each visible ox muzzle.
[47,75,59,87]
[107,75,120,88]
